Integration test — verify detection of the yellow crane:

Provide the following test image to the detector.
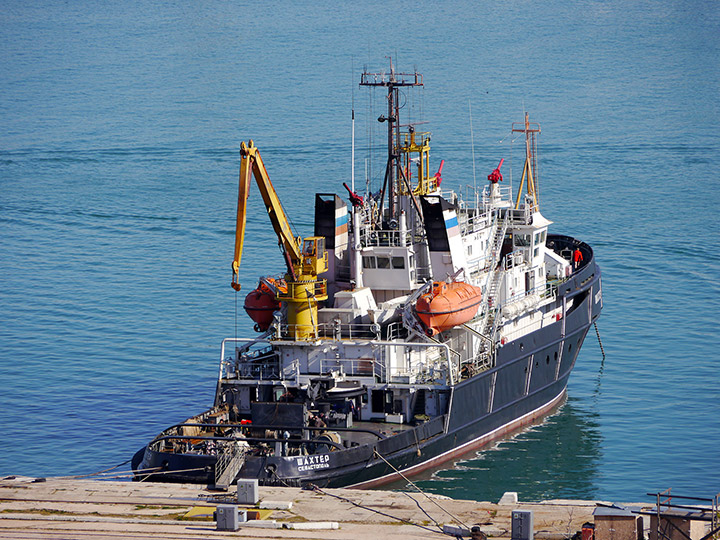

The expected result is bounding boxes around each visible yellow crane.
[231,140,328,341]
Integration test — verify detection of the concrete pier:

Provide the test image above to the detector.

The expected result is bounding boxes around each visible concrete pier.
[0,476,603,539]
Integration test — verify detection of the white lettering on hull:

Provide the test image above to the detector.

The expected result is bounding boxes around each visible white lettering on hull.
[295,454,330,473]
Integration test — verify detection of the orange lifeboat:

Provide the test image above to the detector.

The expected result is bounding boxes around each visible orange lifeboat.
[244,278,286,332]
[415,281,483,336]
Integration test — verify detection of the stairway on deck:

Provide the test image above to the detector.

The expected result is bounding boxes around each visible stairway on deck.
[214,443,246,490]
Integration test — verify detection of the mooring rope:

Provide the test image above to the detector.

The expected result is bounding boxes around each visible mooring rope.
[48,459,135,480]
[309,483,445,535]
[136,466,207,482]
[265,466,444,535]
[373,449,470,531]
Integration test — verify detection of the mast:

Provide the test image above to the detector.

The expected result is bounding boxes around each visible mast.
[360,59,423,222]
[512,113,541,211]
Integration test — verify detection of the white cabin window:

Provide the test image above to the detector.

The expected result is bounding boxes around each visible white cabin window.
[515,233,531,247]
[392,256,405,269]
[362,256,376,269]
[377,256,391,269]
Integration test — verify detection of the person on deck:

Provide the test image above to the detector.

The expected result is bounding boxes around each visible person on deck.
[573,248,584,270]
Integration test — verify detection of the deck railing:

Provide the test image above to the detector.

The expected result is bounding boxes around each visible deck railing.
[360,228,414,248]
[220,338,453,385]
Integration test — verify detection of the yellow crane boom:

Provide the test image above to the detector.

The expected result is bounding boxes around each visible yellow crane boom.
[231,140,328,341]
[232,140,302,290]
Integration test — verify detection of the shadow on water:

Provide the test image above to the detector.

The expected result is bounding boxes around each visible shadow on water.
[382,395,603,502]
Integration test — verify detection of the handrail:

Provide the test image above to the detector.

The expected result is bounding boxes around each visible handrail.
[359,228,418,248]
[221,334,453,385]
[161,422,386,440]
[357,338,454,385]
[220,337,273,380]
[215,439,246,488]
[150,435,344,451]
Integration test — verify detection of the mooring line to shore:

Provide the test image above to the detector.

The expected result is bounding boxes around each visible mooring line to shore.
[309,483,445,535]
[373,449,470,531]
[265,464,445,535]
[47,459,135,480]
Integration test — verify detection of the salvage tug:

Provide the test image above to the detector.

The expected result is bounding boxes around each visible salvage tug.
[133,65,602,489]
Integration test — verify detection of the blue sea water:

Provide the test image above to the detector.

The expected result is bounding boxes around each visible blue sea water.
[1,1,719,503]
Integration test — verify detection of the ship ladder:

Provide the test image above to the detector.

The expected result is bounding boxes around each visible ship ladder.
[214,441,247,490]
[475,216,508,348]
[478,216,508,317]
[489,215,509,270]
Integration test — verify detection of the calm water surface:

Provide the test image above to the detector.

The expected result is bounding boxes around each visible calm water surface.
[1,1,718,502]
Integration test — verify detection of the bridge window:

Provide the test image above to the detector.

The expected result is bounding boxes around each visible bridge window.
[515,233,531,247]
[377,256,391,269]
[362,256,376,269]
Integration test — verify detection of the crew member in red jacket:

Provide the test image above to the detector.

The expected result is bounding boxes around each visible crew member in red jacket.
[573,248,584,270]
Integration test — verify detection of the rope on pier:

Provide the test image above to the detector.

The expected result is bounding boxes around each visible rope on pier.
[373,449,470,532]
[267,466,445,535]
[308,483,445,535]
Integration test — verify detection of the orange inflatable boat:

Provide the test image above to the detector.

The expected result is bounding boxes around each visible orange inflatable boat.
[415,281,483,336]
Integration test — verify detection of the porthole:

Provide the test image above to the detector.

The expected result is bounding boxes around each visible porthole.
[546,355,550,365]
[520,343,524,351]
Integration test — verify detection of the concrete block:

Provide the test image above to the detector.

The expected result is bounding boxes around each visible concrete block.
[443,524,471,537]
[512,510,534,540]
[259,500,293,510]
[499,492,519,505]
[237,479,259,505]
[283,522,340,530]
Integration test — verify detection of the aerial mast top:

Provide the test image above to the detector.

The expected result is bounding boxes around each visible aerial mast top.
[360,59,423,221]
[511,113,541,211]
